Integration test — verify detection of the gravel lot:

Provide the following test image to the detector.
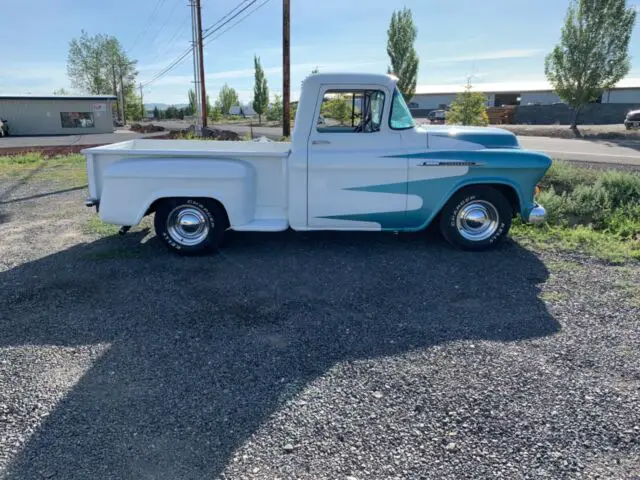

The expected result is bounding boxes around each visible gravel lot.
[0,176,639,479]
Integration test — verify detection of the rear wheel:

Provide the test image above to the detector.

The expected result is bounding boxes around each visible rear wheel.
[439,186,512,251]
[154,198,226,255]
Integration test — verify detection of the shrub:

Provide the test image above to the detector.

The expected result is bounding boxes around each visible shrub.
[540,161,599,194]
[598,170,640,210]
[537,161,640,241]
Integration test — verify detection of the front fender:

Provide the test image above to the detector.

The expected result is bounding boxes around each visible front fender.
[403,149,551,231]
[99,157,256,226]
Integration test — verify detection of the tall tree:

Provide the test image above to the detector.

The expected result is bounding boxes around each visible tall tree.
[68,31,136,124]
[253,56,269,124]
[446,83,489,126]
[153,106,160,120]
[67,30,136,95]
[545,0,637,128]
[188,88,197,116]
[267,94,283,122]
[387,8,419,103]
[217,84,239,115]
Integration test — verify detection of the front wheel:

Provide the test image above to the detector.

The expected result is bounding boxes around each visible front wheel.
[154,198,226,255]
[439,186,512,251]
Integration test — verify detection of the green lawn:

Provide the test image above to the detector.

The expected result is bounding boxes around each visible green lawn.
[0,153,87,186]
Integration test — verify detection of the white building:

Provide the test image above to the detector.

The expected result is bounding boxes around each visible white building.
[409,77,640,112]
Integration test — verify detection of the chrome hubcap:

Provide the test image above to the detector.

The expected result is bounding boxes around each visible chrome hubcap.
[166,205,210,246]
[456,200,499,241]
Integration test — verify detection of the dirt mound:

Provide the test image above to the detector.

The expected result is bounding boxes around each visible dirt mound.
[129,123,165,133]
[167,125,241,141]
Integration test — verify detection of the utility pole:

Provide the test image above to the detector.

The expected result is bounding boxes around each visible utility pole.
[282,0,291,137]
[190,0,202,132]
[119,63,126,125]
[195,0,207,127]
[111,63,121,122]
[139,83,144,120]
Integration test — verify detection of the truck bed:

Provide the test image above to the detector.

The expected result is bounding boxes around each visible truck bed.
[84,138,292,157]
[83,139,292,228]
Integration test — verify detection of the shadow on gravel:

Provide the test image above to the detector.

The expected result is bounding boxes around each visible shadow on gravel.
[0,230,559,479]
[0,185,87,205]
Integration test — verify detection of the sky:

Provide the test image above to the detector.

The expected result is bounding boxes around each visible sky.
[1,0,640,105]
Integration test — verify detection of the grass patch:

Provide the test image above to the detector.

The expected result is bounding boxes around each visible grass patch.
[0,153,87,185]
[513,161,640,262]
[512,222,640,263]
[540,291,568,303]
[84,217,121,237]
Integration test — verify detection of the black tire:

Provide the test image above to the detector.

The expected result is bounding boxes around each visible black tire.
[439,186,512,251]
[154,197,226,255]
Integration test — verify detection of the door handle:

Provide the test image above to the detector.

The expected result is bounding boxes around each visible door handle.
[312,140,331,145]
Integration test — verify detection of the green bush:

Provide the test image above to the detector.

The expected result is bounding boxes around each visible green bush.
[538,161,640,242]
[539,160,599,194]
[598,170,640,210]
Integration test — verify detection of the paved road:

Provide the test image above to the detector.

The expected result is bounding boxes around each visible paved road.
[0,130,166,149]
[518,136,640,168]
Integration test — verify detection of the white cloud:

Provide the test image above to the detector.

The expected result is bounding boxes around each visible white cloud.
[425,49,543,65]
[0,64,69,94]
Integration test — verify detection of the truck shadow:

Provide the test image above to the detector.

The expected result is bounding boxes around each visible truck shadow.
[0,230,559,479]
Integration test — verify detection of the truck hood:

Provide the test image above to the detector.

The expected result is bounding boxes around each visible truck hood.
[425,125,520,149]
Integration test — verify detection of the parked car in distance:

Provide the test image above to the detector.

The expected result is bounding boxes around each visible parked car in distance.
[0,118,9,137]
[427,109,446,124]
[624,109,640,130]
[83,73,550,256]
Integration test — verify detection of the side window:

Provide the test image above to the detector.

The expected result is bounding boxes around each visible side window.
[317,89,385,133]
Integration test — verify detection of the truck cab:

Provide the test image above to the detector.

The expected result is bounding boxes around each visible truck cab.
[83,73,550,255]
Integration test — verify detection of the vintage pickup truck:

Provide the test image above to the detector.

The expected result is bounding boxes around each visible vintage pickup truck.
[83,73,550,255]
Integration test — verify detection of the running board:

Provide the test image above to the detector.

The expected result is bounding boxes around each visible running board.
[232,219,288,232]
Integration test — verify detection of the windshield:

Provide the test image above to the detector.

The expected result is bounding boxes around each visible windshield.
[389,88,416,130]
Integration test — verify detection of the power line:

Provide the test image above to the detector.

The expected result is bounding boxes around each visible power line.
[145,0,184,53]
[204,0,273,45]
[202,0,261,41]
[141,47,192,88]
[141,0,273,88]
[203,0,252,35]
[127,0,168,53]
[146,12,191,66]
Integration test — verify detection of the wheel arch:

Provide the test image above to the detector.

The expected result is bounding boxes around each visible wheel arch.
[144,195,230,229]
[434,181,522,222]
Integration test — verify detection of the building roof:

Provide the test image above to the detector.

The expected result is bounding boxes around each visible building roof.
[0,95,117,101]
[414,77,640,96]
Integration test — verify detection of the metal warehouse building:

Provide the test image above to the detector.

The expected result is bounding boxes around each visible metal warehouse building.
[409,78,640,114]
[0,95,116,135]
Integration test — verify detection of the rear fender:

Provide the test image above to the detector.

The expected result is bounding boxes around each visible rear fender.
[98,157,256,226]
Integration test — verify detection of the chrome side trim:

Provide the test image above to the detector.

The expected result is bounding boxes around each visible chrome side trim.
[417,161,484,167]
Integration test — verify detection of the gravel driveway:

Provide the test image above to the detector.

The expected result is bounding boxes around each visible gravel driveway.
[0,178,638,480]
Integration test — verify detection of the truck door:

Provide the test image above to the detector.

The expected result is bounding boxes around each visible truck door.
[307,86,409,230]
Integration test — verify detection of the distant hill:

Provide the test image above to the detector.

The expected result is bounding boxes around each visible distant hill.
[144,103,188,111]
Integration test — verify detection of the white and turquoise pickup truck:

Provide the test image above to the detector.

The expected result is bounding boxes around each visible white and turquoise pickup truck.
[83,73,550,255]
